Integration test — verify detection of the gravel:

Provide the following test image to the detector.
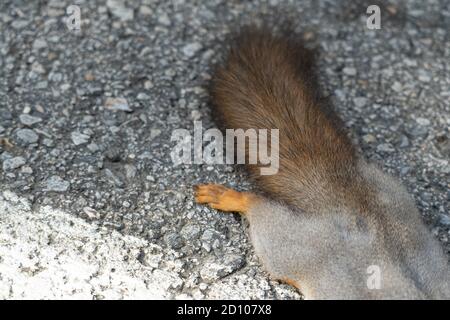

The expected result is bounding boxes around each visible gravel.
[2,157,26,171]
[71,131,90,145]
[438,214,450,227]
[200,255,246,282]
[104,97,132,112]
[0,0,449,299]
[19,114,42,126]
[182,42,203,58]
[353,97,368,108]
[14,129,39,145]
[107,0,134,21]
[377,143,395,153]
[44,176,70,192]
[343,67,357,76]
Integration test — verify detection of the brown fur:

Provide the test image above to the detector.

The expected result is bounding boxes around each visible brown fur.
[212,29,370,213]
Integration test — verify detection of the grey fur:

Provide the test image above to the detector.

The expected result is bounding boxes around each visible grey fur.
[246,160,450,299]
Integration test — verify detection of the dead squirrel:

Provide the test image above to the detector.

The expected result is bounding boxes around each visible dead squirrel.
[194,28,450,299]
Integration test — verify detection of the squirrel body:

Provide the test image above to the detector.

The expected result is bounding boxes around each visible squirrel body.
[194,29,450,299]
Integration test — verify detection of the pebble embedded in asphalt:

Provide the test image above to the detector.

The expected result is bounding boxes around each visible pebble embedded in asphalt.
[2,157,26,171]
[44,176,71,192]
[15,129,39,145]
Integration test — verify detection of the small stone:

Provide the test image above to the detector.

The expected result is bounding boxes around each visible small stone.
[150,129,161,139]
[110,126,120,134]
[398,135,410,148]
[141,249,162,268]
[104,169,124,187]
[21,166,33,174]
[42,138,54,147]
[392,82,402,92]
[71,131,90,145]
[180,224,202,240]
[192,290,205,300]
[201,229,221,243]
[23,106,32,115]
[84,72,95,81]
[15,129,39,145]
[353,97,367,108]
[200,255,245,282]
[86,84,103,96]
[87,143,100,153]
[343,67,357,76]
[157,13,171,26]
[182,42,202,58]
[83,207,100,219]
[19,114,42,126]
[2,110,13,120]
[36,81,48,89]
[303,31,314,41]
[105,97,132,112]
[399,166,410,176]
[122,201,131,208]
[137,92,150,100]
[441,164,450,174]
[416,117,430,126]
[1,153,12,163]
[106,0,134,21]
[60,83,71,91]
[124,164,137,179]
[404,59,417,67]
[408,125,428,138]
[11,20,29,29]
[418,72,431,83]
[2,157,26,171]
[438,214,450,227]
[48,7,65,17]
[44,176,70,192]
[200,262,226,282]
[386,5,398,15]
[32,39,48,50]
[144,80,153,89]
[362,134,376,143]
[139,5,152,16]
[202,242,212,252]
[31,62,46,74]
[377,143,395,153]
[223,254,246,272]
[164,233,184,250]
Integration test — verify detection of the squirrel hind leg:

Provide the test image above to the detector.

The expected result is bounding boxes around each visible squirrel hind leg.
[193,184,257,214]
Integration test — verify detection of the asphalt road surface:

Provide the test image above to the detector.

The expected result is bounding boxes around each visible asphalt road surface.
[0,0,449,299]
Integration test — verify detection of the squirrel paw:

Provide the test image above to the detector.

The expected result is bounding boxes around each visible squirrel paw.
[194,184,254,214]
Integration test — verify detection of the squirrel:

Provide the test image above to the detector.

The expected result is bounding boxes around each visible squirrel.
[194,28,450,299]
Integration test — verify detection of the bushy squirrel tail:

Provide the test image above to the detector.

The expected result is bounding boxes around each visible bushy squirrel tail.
[211,28,358,210]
